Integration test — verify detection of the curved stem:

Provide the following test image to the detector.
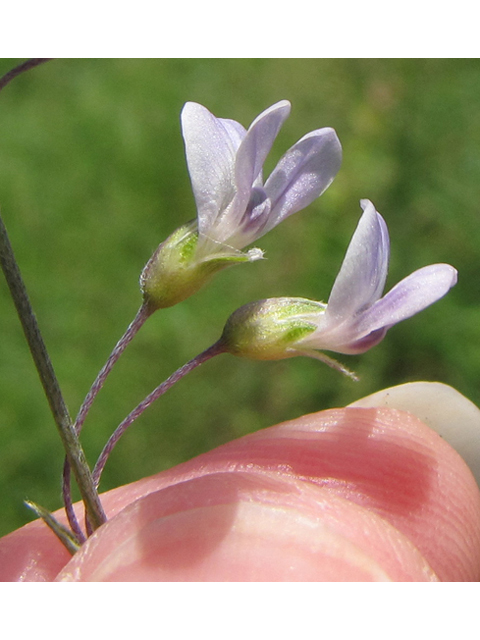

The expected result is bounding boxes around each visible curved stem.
[0,58,53,92]
[93,341,226,488]
[62,463,86,543]
[74,303,152,435]
[62,303,152,537]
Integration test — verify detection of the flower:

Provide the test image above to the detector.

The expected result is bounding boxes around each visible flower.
[141,100,342,310]
[220,200,458,378]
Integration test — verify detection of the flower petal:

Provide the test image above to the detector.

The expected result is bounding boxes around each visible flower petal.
[325,200,390,323]
[235,100,291,192]
[181,102,246,236]
[218,118,247,150]
[355,263,458,335]
[262,128,342,233]
[213,101,291,244]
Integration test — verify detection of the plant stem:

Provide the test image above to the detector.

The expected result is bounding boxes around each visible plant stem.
[75,303,152,435]
[0,57,105,543]
[0,212,107,532]
[62,464,87,543]
[24,500,80,555]
[93,341,226,487]
[62,303,152,537]
[0,58,53,92]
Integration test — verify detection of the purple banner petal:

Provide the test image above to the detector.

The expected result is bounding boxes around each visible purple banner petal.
[325,200,390,323]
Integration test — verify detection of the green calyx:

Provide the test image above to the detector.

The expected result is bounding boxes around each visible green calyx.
[140,221,253,310]
[220,297,324,360]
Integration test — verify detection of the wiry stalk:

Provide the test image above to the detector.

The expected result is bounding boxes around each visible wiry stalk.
[25,500,80,555]
[0,211,106,536]
[0,57,107,548]
[93,341,226,488]
[0,58,53,92]
[62,303,152,538]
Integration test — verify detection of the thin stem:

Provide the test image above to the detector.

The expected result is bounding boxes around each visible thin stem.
[24,500,80,556]
[75,303,152,435]
[93,341,226,488]
[0,58,53,93]
[0,211,107,532]
[61,303,152,537]
[0,57,105,543]
[62,464,86,543]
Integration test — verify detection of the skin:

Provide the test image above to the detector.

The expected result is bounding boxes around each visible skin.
[1,405,480,581]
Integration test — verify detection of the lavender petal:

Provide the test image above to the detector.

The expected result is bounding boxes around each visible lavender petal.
[263,128,342,232]
[234,101,291,206]
[356,263,458,335]
[181,102,241,236]
[326,200,390,323]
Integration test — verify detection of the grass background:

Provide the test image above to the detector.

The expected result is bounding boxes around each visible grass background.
[0,58,479,537]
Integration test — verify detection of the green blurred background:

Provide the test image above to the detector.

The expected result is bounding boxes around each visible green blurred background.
[1,58,479,537]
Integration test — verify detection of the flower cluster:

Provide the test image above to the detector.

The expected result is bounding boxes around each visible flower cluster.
[142,100,457,375]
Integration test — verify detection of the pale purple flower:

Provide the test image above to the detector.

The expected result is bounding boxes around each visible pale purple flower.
[221,199,457,377]
[141,100,343,310]
[181,100,342,261]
